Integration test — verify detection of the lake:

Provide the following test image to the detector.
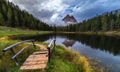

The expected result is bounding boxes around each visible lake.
[13,34,120,72]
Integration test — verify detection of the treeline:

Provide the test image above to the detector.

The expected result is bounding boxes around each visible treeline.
[57,9,120,32]
[0,0,50,30]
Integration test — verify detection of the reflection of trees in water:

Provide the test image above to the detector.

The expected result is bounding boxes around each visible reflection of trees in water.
[11,33,120,55]
[11,34,54,42]
[62,34,120,56]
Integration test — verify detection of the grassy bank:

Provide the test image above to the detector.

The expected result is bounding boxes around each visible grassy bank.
[0,26,104,72]
[79,31,120,37]
[47,45,92,72]
[0,36,103,72]
[58,31,120,37]
[0,26,51,37]
[0,37,39,72]
[5,43,91,72]
[0,26,50,72]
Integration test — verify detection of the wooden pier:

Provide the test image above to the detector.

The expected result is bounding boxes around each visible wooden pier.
[3,39,55,71]
[20,44,48,70]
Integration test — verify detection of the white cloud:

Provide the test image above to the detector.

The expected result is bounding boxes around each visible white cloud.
[9,0,120,26]
[51,13,59,22]
[41,0,62,12]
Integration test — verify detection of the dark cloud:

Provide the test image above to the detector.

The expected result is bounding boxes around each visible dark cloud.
[9,0,120,26]
[31,10,54,20]
[10,0,45,5]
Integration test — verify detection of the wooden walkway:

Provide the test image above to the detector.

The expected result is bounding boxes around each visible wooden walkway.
[20,44,48,70]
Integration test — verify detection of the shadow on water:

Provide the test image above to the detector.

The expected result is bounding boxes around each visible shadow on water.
[11,34,54,42]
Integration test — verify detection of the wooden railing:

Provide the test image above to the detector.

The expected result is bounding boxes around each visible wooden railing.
[47,39,56,62]
[2,39,36,65]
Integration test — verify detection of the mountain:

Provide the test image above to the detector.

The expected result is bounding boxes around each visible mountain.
[62,15,77,24]
[59,9,120,32]
[0,0,50,30]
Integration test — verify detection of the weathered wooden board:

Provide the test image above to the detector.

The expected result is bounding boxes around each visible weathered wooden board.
[20,44,48,70]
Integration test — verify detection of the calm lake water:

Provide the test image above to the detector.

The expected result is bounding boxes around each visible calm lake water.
[13,34,120,72]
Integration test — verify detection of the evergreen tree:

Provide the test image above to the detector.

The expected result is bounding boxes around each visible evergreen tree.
[0,0,51,30]
[59,9,120,32]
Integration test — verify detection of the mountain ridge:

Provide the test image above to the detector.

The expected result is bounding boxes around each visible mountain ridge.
[62,15,77,24]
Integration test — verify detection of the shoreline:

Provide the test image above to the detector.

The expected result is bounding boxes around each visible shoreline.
[0,26,52,37]
[63,45,104,72]
[47,45,104,72]
[57,31,120,37]
[0,33,104,72]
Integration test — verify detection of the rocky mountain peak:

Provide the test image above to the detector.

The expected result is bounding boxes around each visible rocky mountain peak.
[62,15,77,24]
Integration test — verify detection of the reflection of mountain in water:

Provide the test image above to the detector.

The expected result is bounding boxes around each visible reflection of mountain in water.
[60,33,120,56]
[11,33,120,56]
[62,39,76,47]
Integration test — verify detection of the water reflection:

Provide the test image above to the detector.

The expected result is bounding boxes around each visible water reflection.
[11,34,54,42]
[62,34,120,56]
[45,34,120,72]
[12,34,120,55]
[11,33,120,72]
[62,39,76,47]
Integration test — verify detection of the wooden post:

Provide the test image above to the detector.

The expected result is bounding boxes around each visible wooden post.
[53,25,56,50]
[32,41,36,49]
[53,39,56,50]
[10,48,19,65]
[47,47,51,62]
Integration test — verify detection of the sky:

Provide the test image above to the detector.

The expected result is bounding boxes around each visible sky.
[9,0,120,26]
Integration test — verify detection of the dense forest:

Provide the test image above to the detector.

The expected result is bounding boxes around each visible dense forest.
[1,0,120,32]
[0,0,50,30]
[57,9,120,32]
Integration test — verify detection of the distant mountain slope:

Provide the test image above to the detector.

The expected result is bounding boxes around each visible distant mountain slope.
[59,9,120,32]
[62,15,77,24]
[0,0,50,30]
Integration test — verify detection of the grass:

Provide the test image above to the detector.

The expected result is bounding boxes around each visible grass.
[0,26,104,72]
[77,31,120,37]
[0,26,51,72]
[0,26,51,37]
[59,31,120,37]
[0,36,103,72]
[0,37,39,72]
[47,45,92,72]
[13,44,93,72]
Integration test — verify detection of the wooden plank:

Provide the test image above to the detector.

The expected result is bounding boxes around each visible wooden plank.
[20,64,46,70]
[33,51,48,55]
[23,60,48,65]
[20,43,54,70]
[20,51,48,70]
[35,44,47,50]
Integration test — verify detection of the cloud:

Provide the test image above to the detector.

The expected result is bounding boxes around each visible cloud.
[9,0,120,26]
